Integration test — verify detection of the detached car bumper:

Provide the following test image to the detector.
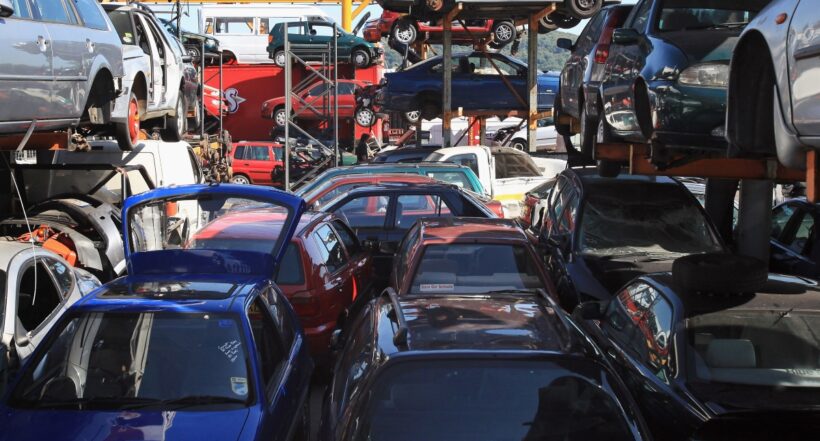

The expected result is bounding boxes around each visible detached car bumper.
[648,80,728,149]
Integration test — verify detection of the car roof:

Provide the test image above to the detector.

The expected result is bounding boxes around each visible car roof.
[343,162,471,171]
[341,182,461,194]
[325,173,437,185]
[418,217,529,245]
[564,167,679,186]
[235,141,282,147]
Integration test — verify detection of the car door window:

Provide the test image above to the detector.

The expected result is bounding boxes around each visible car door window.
[603,282,675,381]
[275,243,305,285]
[44,259,74,298]
[315,224,348,274]
[73,0,107,30]
[309,23,335,37]
[466,55,518,76]
[555,187,579,235]
[248,297,286,400]
[263,287,295,348]
[778,211,815,255]
[577,11,606,52]
[287,22,304,36]
[233,145,246,160]
[338,82,356,95]
[308,83,327,97]
[143,16,167,57]
[771,204,797,241]
[332,306,372,412]
[32,0,72,23]
[332,220,362,256]
[216,17,254,34]
[334,195,390,229]
[17,259,65,334]
[426,171,471,190]
[447,154,480,175]
[251,146,270,161]
[10,0,32,18]
[395,194,453,229]
[627,0,653,31]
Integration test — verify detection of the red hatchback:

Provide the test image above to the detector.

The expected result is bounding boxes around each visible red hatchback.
[365,10,519,49]
[261,79,369,127]
[230,141,284,186]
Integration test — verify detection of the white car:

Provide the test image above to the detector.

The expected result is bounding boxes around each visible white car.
[486,118,557,151]
[103,3,199,149]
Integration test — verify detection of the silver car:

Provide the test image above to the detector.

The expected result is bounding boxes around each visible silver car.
[0,0,124,137]
[727,0,820,169]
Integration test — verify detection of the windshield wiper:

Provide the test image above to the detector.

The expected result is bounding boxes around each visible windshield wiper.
[26,396,159,410]
[136,395,248,410]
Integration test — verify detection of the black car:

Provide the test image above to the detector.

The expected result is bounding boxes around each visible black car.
[316,182,496,281]
[770,198,820,278]
[554,3,632,157]
[320,290,653,441]
[370,146,441,164]
[574,256,820,441]
[538,168,724,310]
[597,0,770,161]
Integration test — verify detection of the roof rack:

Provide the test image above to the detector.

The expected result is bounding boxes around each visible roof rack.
[384,289,408,347]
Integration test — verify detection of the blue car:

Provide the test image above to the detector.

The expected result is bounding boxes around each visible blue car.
[0,184,313,441]
[377,51,559,122]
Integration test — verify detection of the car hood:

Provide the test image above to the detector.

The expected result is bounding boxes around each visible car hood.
[657,29,741,63]
[0,408,251,441]
[581,254,676,294]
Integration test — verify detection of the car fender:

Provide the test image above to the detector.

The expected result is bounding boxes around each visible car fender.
[112,55,150,121]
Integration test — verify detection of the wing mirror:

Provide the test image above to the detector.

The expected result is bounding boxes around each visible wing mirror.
[574,301,605,320]
[556,37,574,51]
[182,54,193,63]
[378,241,397,255]
[612,28,640,45]
[0,0,13,17]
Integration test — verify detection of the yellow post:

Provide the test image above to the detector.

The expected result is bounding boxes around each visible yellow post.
[342,0,352,32]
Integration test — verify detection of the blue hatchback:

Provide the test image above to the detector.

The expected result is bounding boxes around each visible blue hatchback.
[0,184,312,441]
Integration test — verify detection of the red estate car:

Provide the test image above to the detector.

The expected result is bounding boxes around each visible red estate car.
[191,210,373,361]
[364,10,520,49]
[261,79,369,127]
[230,141,284,186]
[301,173,439,207]
[386,217,553,297]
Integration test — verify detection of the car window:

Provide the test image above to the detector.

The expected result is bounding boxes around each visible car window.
[395,194,453,229]
[554,186,579,235]
[275,243,305,285]
[233,145,246,160]
[216,16,254,34]
[272,148,283,161]
[426,171,471,191]
[332,304,372,413]
[778,211,815,255]
[10,0,32,18]
[32,0,72,23]
[430,56,461,73]
[308,83,327,97]
[332,220,362,256]
[140,14,166,58]
[627,0,653,31]
[603,283,675,380]
[494,152,541,178]
[17,259,64,334]
[263,287,294,348]
[657,4,762,32]
[248,297,286,400]
[396,222,421,284]
[251,146,270,161]
[577,10,607,51]
[310,23,335,37]
[260,17,288,35]
[771,204,796,241]
[334,195,390,229]
[286,22,304,35]
[315,224,347,274]
[466,55,518,76]
[338,82,357,95]
[447,154,479,175]
[73,0,107,30]
[44,259,73,298]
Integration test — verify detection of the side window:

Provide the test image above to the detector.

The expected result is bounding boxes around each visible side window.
[17,259,64,333]
[73,0,107,30]
[334,195,390,229]
[11,0,32,18]
[426,171,471,190]
[395,194,453,229]
[577,10,606,51]
[44,259,73,298]
[603,283,675,380]
[778,211,815,254]
[396,223,421,283]
[338,82,356,95]
[628,0,653,31]
[309,24,335,37]
[32,0,72,23]
[287,22,304,35]
[143,16,167,58]
[771,204,796,241]
[448,154,479,175]
[233,145,246,160]
[216,17,254,35]
[248,297,286,399]
[315,224,347,274]
[555,187,579,234]
[265,287,295,347]
[332,220,362,256]
[332,306,372,412]
[308,83,327,97]
[252,146,271,161]
[272,148,283,161]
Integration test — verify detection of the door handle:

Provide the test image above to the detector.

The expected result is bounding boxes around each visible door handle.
[36,35,48,52]
[86,38,95,53]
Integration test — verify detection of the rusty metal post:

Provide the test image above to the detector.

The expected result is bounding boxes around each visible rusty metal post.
[527,14,538,153]
[442,18,452,147]
[284,29,291,192]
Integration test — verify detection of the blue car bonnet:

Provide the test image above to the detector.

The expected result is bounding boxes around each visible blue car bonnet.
[122,184,306,277]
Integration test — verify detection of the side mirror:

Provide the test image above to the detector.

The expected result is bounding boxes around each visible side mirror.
[16,333,30,347]
[378,241,397,255]
[574,301,605,320]
[0,0,13,17]
[556,37,573,51]
[612,28,640,45]
[181,54,193,63]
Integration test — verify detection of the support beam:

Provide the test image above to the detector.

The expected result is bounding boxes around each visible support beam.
[341,0,352,31]
[807,150,818,202]
[527,14,538,153]
[441,7,459,147]
[351,0,371,21]
[735,180,774,262]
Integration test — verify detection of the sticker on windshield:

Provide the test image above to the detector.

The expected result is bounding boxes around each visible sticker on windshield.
[419,283,454,292]
[231,377,248,396]
[219,340,241,363]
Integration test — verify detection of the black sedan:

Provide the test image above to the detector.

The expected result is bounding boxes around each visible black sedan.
[574,254,820,441]
[770,198,819,279]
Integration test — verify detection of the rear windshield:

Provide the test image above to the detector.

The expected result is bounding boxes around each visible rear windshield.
[410,244,543,294]
[494,152,541,178]
[355,359,646,441]
[657,0,769,31]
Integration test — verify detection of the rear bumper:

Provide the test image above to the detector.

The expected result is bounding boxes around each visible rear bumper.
[647,80,728,149]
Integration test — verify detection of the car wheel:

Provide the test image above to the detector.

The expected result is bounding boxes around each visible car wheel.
[274,50,286,67]
[563,0,603,19]
[404,110,421,124]
[115,91,140,150]
[187,45,202,63]
[273,107,288,127]
[420,101,439,120]
[510,138,527,151]
[538,14,559,32]
[553,92,572,136]
[163,93,187,142]
[355,106,377,127]
[426,0,445,12]
[392,19,417,45]
[188,97,202,131]
[596,111,612,144]
[492,21,516,45]
[578,106,597,158]
[352,48,370,68]
[231,174,250,185]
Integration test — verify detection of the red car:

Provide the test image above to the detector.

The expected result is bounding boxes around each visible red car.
[261,79,369,127]
[191,210,373,361]
[230,141,283,186]
[365,10,519,49]
[386,217,554,297]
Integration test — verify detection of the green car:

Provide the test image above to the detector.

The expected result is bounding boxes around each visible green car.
[267,20,382,68]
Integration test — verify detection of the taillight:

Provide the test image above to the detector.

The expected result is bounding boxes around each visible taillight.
[594,45,610,64]
[267,35,273,43]
[291,293,320,317]
[489,200,505,218]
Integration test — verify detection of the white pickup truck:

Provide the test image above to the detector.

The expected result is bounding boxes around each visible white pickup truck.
[425,145,565,218]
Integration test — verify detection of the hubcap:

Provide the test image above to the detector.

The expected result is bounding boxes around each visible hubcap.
[396,26,414,44]
[513,141,525,151]
[176,97,185,136]
[577,0,596,10]
[356,109,373,126]
[275,110,286,126]
[354,52,366,66]
[426,0,444,11]
[406,110,420,123]
[128,98,140,143]
[495,25,513,42]
[232,176,248,184]
[276,52,285,65]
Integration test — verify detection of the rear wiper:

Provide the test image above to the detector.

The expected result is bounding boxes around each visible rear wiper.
[685,22,749,30]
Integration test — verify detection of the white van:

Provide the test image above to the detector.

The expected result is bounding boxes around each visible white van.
[200,4,330,63]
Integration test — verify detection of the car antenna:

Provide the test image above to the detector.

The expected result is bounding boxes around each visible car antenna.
[384,289,408,346]
[1,151,38,306]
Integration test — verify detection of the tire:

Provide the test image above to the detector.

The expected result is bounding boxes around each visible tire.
[352,48,370,68]
[186,45,202,63]
[404,110,421,124]
[115,91,140,151]
[578,105,597,158]
[188,97,202,131]
[562,0,603,19]
[491,21,516,46]
[392,19,417,45]
[553,92,572,136]
[420,100,439,120]
[540,12,579,32]
[596,159,620,178]
[539,15,559,33]
[426,0,445,12]
[510,138,527,151]
[231,174,250,185]
[163,93,186,142]
[273,107,287,127]
[355,106,377,127]
[273,49,286,67]
[672,253,767,294]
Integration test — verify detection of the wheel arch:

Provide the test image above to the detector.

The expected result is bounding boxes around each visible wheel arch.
[727,30,776,155]
[85,67,116,122]
[131,71,149,115]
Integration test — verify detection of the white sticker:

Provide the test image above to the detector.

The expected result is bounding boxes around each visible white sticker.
[219,340,241,363]
[420,283,454,292]
[231,377,248,396]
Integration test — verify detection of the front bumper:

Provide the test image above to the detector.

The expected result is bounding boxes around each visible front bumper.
[647,80,728,149]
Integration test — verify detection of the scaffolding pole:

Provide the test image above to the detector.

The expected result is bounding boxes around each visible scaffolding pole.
[284,30,291,192]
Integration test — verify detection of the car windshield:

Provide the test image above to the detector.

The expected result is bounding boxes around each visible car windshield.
[494,152,541,178]
[657,0,769,31]
[10,312,252,410]
[20,166,153,206]
[355,359,646,441]
[410,244,543,294]
[686,309,820,399]
[579,183,722,258]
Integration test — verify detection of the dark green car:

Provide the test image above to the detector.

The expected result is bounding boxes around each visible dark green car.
[159,18,220,62]
[267,20,382,68]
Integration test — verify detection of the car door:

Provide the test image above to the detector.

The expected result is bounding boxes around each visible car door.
[31,0,87,121]
[788,1,820,136]
[0,0,53,127]
[313,223,354,314]
[144,14,182,110]
[307,22,336,53]
[563,12,605,117]
[137,13,170,110]
[214,16,256,62]
[243,145,272,184]
[331,219,371,300]
[542,177,581,306]
[336,82,357,118]
[329,193,392,276]
[770,202,817,277]
[300,83,328,119]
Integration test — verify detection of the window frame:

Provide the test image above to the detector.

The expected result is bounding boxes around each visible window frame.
[313,223,349,275]
[14,256,70,338]
[31,0,76,25]
[246,294,288,402]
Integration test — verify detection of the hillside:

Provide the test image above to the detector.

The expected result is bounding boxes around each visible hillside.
[382,30,577,72]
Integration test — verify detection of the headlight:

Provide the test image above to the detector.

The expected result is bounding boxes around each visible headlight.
[678,63,729,88]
